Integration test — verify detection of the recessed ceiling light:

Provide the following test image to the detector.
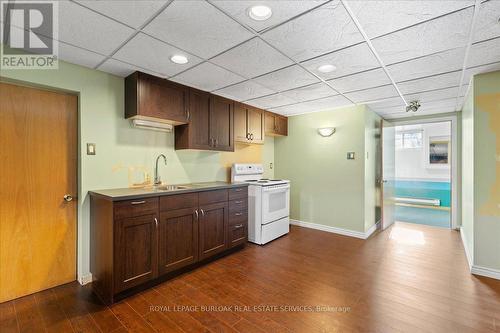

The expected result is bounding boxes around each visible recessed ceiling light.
[317,64,336,73]
[248,5,272,21]
[170,55,188,64]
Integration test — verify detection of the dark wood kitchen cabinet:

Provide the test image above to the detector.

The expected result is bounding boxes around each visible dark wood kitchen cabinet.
[125,72,189,125]
[265,111,288,136]
[114,213,158,293]
[199,202,228,260]
[234,103,264,144]
[175,91,234,151]
[158,207,199,274]
[90,185,247,304]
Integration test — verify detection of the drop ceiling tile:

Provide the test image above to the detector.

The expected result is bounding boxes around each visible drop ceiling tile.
[214,80,275,101]
[212,1,327,32]
[245,93,297,109]
[328,68,391,93]
[372,7,473,65]
[367,97,405,112]
[473,0,500,42]
[271,95,353,115]
[253,65,319,91]
[405,86,460,104]
[280,82,337,103]
[170,62,245,92]
[301,42,379,80]
[386,47,465,82]
[468,38,500,68]
[98,58,163,77]
[74,0,168,29]
[262,1,363,62]
[58,1,134,55]
[345,85,399,103]
[143,0,253,59]
[114,33,202,77]
[58,42,106,69]
[463,62,500,85]
[397,71,462,95]
[345,0,473,39]
[211,38,294,78]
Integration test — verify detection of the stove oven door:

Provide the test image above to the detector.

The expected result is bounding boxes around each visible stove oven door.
[261,184,290,224]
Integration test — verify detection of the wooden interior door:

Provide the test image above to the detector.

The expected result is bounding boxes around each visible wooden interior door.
[199,202,228,260]
[0,82,77,302]
[158,208,198,275]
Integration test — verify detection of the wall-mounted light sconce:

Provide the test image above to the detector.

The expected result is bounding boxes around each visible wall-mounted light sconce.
[317,127,336,137]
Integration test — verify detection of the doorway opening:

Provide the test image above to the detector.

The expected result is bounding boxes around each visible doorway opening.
[393,121,451,228]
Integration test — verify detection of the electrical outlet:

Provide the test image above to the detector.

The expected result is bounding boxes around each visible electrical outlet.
[270,162,273,169]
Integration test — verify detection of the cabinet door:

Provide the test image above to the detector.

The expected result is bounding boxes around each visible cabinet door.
[158,208,198,275]
[264,112,276,135]
[199,202,228,260]
[247,107,264,144]
[114,214,157,293]
[234,103,249,143]
[189,89,212,149]
[138,73,188,123]
[210,95,234,151]
[276,115,288,136]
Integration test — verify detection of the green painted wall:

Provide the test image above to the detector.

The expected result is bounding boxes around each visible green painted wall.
[472,71,500,271]
[0,59,274,281]
[274,104,380,234]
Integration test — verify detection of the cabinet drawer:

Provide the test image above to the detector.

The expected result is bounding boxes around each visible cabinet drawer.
[228,187,247,200]
[160,193,198,212]
[114,197,158,219]
[228,222,247,248]
[229,210,247,224]
[229,199,247,213]
[199,189,228,205]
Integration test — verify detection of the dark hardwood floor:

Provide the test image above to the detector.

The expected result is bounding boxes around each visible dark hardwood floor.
[1,222,499,332]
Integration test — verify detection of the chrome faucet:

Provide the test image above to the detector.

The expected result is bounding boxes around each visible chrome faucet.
[154,154,167,186]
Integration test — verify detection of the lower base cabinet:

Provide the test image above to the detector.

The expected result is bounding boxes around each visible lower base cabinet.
[90,186,248,304]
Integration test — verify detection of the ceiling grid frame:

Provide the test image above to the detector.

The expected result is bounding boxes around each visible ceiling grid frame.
[341,0,408,107]
[206,0,356,105]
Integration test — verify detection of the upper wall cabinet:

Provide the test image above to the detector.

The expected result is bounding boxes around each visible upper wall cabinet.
[265,111,288,136]
[234,103,265,144]
[175,90,234,152]
[125,72,189,125]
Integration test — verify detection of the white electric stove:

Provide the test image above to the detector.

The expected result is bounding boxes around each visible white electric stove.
[231,164,290,245]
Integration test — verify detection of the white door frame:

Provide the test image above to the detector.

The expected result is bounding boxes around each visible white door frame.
[390,115,458,229]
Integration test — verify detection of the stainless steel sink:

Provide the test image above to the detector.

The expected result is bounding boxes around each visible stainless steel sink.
[156,185,190,191]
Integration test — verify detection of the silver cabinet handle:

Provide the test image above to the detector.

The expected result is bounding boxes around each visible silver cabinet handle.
[234,188,242,192]
[234,212,243,216]
[234,200,243,204]
[63,194,73,202]
[131,200,146,205]
[234,224,243,229]
[250,133,254,140]
[154,217,158,228]
[200,208,205,216]
[246,133,250,140]
[214,138,218,147]
[194,209,199,219]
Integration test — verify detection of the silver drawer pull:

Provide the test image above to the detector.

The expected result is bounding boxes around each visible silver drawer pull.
[234,212,243,216]
[131,200,146,205]
[234,200,243,204]
[234,224,244,229]
[234,188,242,192]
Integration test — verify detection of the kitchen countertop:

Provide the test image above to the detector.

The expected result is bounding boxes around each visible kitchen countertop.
[89,181,248,201]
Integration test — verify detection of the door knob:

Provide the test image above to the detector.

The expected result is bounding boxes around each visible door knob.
[63,194,73,202]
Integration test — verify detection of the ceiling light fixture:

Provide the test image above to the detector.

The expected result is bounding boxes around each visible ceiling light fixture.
[318,127,336,137]
[248,5,272,21]
[170,55,188,64]
[317,64,336,73]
